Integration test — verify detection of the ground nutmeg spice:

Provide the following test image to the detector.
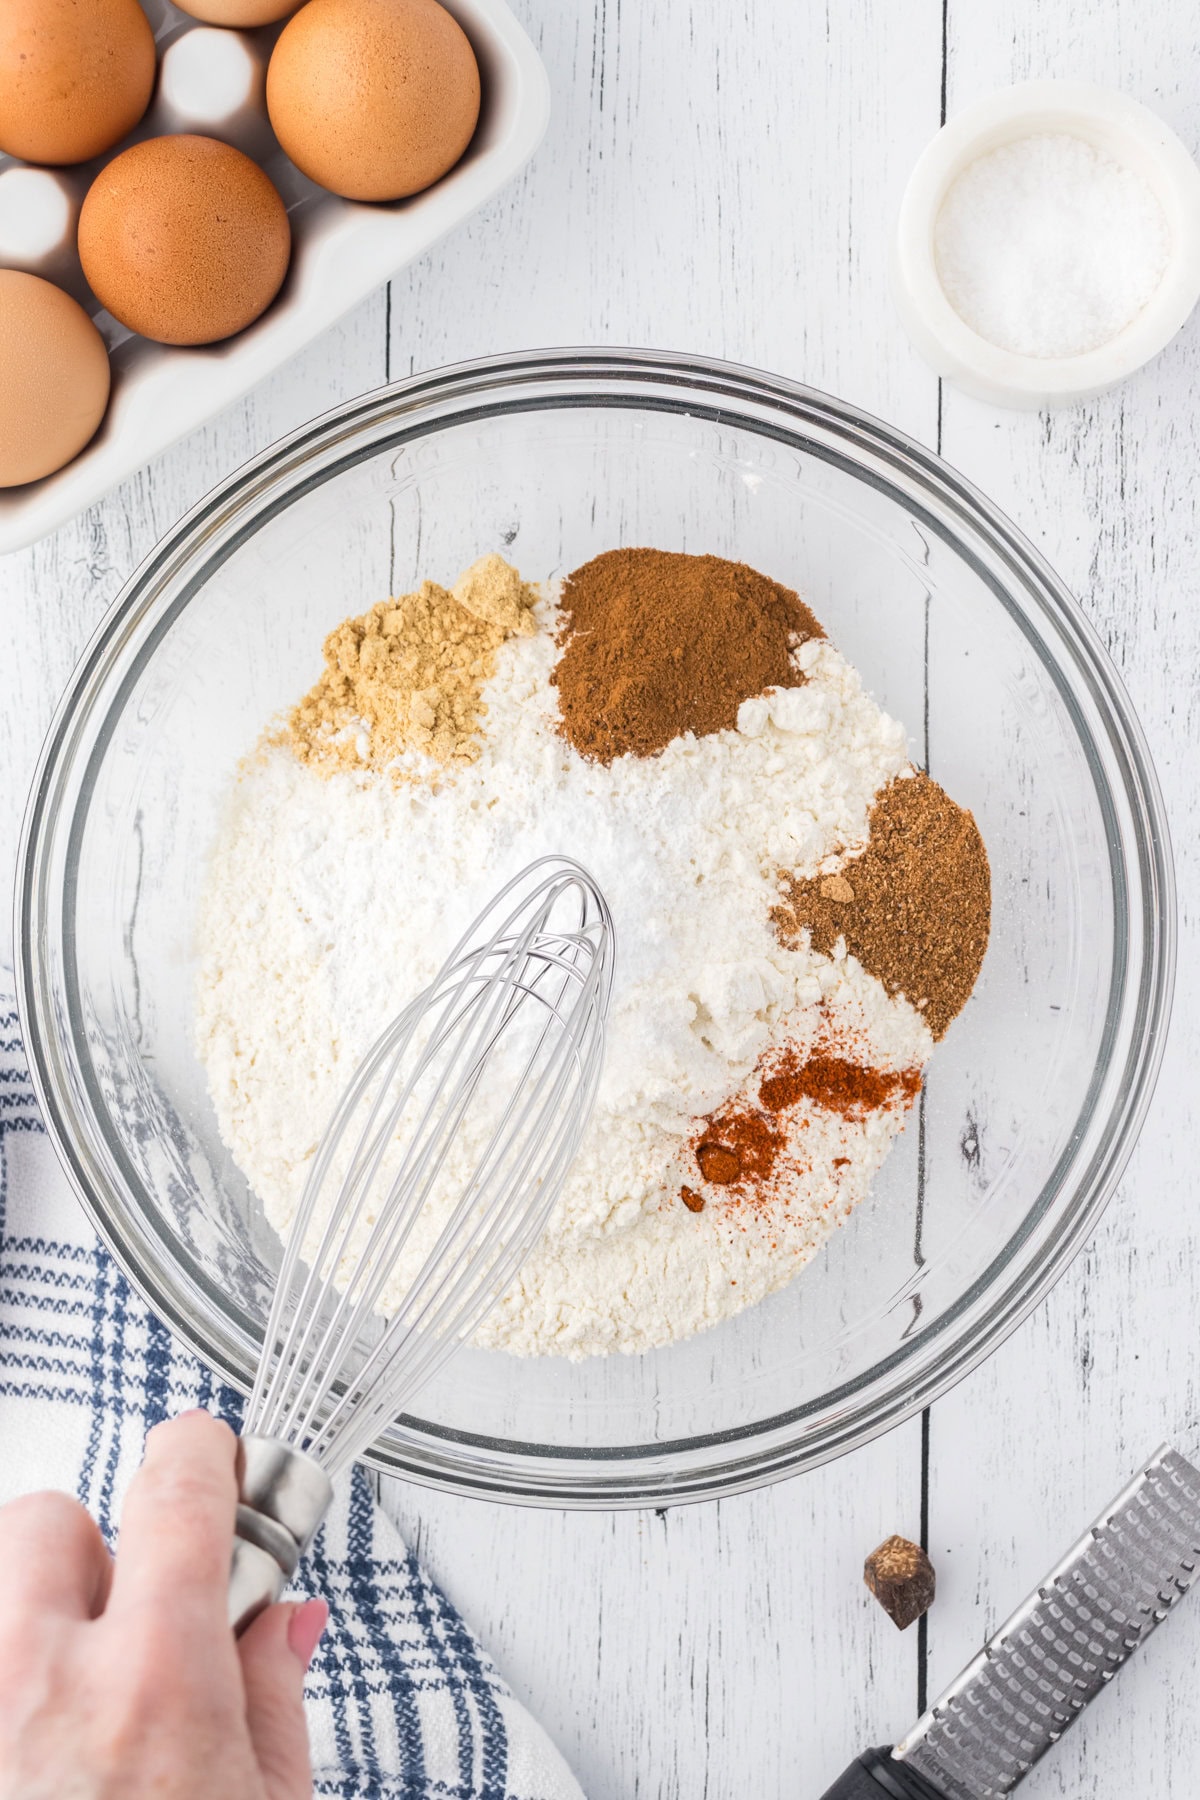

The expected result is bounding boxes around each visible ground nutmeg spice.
[552,547,824,762]
[772,771,990,1040]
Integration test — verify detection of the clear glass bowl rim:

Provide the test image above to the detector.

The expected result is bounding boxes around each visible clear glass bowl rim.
[14,347,1177,1508]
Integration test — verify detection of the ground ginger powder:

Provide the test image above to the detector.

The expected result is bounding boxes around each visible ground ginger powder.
[278,554,538,776]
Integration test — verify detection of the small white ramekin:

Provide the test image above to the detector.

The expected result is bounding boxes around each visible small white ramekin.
[893,81,1200,408]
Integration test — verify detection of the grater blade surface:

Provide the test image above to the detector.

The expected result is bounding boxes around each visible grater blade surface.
[894,1445,1200,1800]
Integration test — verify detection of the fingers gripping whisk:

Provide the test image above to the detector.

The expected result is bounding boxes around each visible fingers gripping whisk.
[228,858,613,1631]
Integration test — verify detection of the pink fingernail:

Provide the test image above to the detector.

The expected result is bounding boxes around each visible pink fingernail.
[288,1598,328,1669]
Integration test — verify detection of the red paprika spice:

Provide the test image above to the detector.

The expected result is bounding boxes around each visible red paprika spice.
[681,1033,921,1210]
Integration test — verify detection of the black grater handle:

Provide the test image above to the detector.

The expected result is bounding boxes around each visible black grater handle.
[819,1746,947,1800]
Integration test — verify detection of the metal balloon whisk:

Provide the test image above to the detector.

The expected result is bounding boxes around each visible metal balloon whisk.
[228,857,614,1632]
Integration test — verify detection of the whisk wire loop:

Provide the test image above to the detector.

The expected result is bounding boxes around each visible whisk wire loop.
[273,913,595,1454]
[251,915,534,1438]
[242,857,613,1480]
[263,931,537,1446]
[309,959,605,1471]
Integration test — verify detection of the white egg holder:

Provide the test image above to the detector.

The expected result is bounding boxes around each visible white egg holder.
[0,0,549,553]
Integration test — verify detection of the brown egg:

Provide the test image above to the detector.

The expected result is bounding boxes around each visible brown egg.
[78,135,291,346]
[173,0,300,22]
[0,271,110,486]
[0,0,156,165]
[266,0,481,202]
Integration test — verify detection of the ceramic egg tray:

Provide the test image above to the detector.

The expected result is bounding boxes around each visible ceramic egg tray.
[0,0,549,554]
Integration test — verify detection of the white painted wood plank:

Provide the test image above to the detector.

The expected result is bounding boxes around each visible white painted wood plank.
[927,5,1200,1796]
[386,1423,926,1800]
[392,0,944,438]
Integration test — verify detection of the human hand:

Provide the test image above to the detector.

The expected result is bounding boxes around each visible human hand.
[0,1410,327,1800]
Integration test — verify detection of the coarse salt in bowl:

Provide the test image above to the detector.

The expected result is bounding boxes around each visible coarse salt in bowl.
[893,81,1200,408]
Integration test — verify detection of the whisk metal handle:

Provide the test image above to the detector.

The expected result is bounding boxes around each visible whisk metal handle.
[228,1435,333,1635]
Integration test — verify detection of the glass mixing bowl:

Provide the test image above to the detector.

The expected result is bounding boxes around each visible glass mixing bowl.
[15,350,1174,1506]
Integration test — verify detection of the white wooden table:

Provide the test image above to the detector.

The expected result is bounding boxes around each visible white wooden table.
[4,2,1200,1794]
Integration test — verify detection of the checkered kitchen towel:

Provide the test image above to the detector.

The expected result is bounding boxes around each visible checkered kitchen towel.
[0,982,583,1800]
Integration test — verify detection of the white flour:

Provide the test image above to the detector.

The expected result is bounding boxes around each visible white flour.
[195,611,933,1358]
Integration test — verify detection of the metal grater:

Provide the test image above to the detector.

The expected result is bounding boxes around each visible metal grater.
[821,1445,1200,1800]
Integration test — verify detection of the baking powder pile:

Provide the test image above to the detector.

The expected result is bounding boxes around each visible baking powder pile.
[195,554,976,1359]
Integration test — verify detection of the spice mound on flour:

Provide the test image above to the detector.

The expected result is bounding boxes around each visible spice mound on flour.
[552,547,824,762]
[773,772,990,1040]
[685,1014,922,1212]
[279,553,538,774]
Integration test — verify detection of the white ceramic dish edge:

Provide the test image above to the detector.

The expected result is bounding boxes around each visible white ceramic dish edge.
[0,0,551,556]
[892,80,1200,408]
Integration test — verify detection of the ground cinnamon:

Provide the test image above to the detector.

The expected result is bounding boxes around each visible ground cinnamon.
[552,548,823,762]
[772,772,990,1040]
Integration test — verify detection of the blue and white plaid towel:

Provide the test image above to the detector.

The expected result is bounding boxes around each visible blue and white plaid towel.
[0,980,583,1800]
